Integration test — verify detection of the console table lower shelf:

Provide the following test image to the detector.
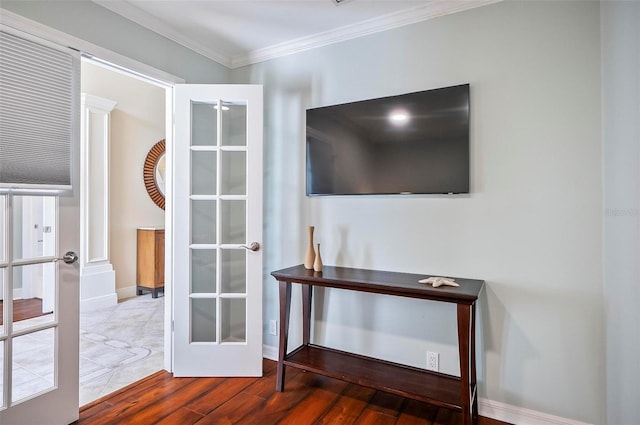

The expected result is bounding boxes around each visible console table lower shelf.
[284,344,465,412]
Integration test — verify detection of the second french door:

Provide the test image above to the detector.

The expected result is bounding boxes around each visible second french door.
[172,84,263,377]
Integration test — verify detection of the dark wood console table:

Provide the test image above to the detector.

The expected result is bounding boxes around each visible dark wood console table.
[271,264,484,425]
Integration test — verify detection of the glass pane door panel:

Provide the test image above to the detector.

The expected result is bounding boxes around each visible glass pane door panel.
[221,250,246,293]
[191,200,217,244]
[191,298,216,343]
[221,298,246,342]
[192,151,217,195]
[221,102,247,147]
[0,195,5,263]
[220,151,246,195]
[12,196,55,260]
[12,328,55,403]
[191,102,218,147]
[191,249,217,293]
[0,269,4,334]
[12,263,55,331]
[220,200,245,244]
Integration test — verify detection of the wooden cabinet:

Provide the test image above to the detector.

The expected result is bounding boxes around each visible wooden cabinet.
[136,227,164,298]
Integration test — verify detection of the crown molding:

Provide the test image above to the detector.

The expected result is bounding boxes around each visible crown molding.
[92,0,501,70]
[232,0,502,68]
[92,0,232,68]
[81,93,118,112]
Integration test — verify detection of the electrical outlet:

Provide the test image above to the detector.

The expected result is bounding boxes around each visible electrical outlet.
[426,351,439,372]
[269,320,278,336]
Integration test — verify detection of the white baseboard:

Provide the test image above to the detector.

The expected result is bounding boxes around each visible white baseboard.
[261,345,589,425]
[1,288,22,301]
[262,344,278,361]
[117,285,137,300]
[479,398,591,425]
[80,293,118,312]
[13,288,23,300]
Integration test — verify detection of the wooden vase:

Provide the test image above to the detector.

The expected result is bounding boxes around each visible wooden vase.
[303,226,315,269]
[313,243,323,272]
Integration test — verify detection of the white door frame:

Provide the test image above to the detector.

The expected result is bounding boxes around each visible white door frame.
[79,59,177,373]
[0,9,184,373]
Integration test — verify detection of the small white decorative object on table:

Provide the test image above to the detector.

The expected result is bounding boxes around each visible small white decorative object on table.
[418,277,459,288]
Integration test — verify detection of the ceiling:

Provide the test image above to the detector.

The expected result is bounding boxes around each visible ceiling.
[93,0,500,69]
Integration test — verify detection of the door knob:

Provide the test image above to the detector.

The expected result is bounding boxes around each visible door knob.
[53,251,79,264]
[240,242,260,252]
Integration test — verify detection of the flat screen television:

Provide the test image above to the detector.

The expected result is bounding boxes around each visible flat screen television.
[306,83,470,196]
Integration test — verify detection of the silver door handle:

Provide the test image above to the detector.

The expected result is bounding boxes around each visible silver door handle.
[240,242,260,252]
[53,251,79,264]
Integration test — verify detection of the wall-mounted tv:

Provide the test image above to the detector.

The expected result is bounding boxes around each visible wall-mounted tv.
[306,84,470,196]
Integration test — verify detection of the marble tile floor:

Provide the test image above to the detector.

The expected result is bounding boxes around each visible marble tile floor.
[2,294,164,407]
[79,294,164,405]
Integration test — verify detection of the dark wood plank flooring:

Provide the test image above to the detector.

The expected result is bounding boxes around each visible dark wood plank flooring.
[77,359,510,425]
[0,297,50,325]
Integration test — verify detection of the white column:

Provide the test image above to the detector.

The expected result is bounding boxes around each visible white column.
[80,93,118,311]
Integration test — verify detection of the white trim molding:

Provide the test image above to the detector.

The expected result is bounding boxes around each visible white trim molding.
[4,1,502,69]
[81,93,116,267]
[262,344,278,362]
[233,0,502,68]
[478,398,592,425]
[79,93,118,312]
[92,0,231,68]
[90,0,501,69]
[117,285,138,301]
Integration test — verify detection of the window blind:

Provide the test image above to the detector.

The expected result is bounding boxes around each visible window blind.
[0,29,78,189]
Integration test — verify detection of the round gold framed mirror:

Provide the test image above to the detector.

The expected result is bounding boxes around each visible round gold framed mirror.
[143,139,166,210]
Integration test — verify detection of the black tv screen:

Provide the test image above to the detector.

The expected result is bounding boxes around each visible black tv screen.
[306,84,470,195]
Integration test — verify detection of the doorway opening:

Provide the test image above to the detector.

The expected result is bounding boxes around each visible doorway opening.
[78,57,170,405]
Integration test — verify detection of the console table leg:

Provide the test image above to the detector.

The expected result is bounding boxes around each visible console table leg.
[457,303,473,425]
[470,302,478,419]
[276,281,292,392]
[302,284,312,346]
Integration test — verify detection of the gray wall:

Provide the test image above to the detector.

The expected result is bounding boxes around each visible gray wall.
[601,1,640,424]
[233,1,603,423]
[1,0,229,83]
[7,1,635,423]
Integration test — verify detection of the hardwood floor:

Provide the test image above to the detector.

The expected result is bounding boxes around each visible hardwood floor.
[77,359,510,425]
[0,298,50,325]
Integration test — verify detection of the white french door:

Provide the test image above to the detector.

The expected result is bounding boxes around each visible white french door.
[0,25,81,424]
[0,193,80,424]
[173,84,263,377]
